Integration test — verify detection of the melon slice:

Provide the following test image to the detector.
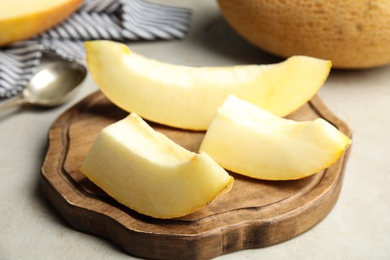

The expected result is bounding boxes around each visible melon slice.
[199,95,352,180]
[0,0,83,46]
[85,40,331,130]
[80,113,233,219]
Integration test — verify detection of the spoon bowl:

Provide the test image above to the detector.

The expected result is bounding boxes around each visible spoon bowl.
[0,61,87,112]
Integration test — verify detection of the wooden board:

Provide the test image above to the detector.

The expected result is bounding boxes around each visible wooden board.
[41,91,352,260]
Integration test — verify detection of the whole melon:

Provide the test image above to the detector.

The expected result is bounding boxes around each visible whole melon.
[218,0,390,69]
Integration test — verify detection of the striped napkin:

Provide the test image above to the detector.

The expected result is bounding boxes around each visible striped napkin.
[0,0,192,98]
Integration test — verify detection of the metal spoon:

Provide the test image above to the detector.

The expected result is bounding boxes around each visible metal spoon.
[0,61,87,113]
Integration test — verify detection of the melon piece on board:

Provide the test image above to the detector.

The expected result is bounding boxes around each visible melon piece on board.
[85,40,331,130]
[199,95,352,180]
[80,113,233,219]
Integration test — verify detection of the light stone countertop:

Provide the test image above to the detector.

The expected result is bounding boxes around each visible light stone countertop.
[1,1,389,259]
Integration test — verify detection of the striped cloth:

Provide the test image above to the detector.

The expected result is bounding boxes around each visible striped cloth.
[0,0,192,98]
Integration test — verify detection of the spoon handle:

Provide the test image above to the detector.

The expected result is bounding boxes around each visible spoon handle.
[0,95,25,113]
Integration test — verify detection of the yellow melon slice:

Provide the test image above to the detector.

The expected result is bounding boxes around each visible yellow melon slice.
[85,40,331,130]
[0,0,83,46]
[199,95,352,180]
[80,113,233,219]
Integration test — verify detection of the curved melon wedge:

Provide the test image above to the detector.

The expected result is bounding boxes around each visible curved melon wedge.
[0,0,83,46]
[85,40,331,130]
[199,95,352,180]
[80,113,233,219]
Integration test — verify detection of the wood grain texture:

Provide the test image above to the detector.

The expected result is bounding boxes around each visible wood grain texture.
[41,91,352,260]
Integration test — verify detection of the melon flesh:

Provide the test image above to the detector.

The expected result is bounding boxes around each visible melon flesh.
[85,40,331,130]
[0,0,83,46]
[199,95,352,180]
[80,113,233,219]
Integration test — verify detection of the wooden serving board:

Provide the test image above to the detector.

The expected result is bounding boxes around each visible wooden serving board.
[41,91,352,260]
